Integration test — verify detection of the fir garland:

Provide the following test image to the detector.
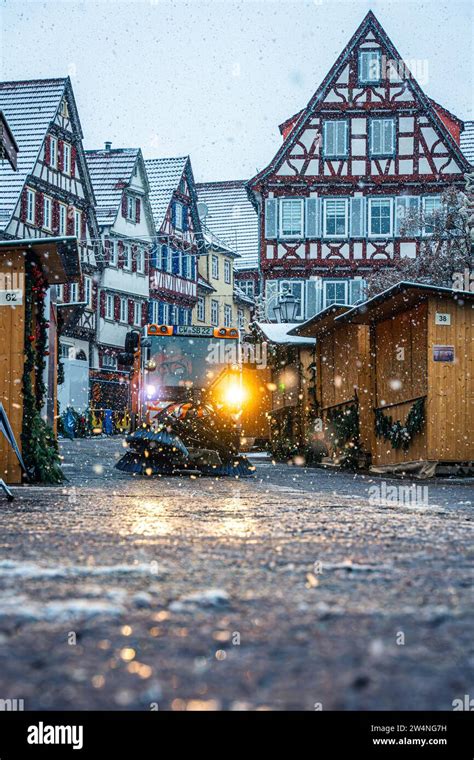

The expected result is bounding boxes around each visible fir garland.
[375,397,425,451]
[21,259,64,484]
[326,403,361,468]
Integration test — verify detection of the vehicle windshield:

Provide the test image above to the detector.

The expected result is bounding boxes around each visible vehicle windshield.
[148,335,238,390]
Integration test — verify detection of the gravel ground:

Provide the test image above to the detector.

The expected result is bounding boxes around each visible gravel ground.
[0,436,472,711]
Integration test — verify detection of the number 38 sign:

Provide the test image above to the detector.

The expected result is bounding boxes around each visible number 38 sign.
[0,289,23,306]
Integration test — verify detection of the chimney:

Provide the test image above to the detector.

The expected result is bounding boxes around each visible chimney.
[105,141,112,151]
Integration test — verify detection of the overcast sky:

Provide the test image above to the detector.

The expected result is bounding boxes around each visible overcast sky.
[1,0,472,181]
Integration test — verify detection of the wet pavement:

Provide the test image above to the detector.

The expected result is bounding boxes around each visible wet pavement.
[0,436,472,711]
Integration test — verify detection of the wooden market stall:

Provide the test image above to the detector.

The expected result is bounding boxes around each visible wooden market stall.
[338,282,474,475]
[288,305,373,466]
[0,237,80,484]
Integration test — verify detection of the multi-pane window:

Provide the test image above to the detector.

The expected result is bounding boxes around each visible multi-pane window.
[63,143,71,174]
[160,245,169,272]
[169,305,176,325]
[49,136,58,169]
[84,276,92,307]
[174,202,182,230]
[238,279,254,297]
[109,240,118,267]
[74,209,81,238]
[197,296,205,322]
[102,353,117,369]
[211,299,219,326]
[106,294,114,319]
[151,301,160,324]
[120,298,127,323]
[370,118,395,156]
[359,50,382,83]
[26,188,35,224]
[60,342,73,359]
[124,245,132,270]
[43,196,52,230]
[224,304,232,327]
[136,248,144,274]
[56,284,64,302]
[70,282,78,302]
[238,308,245,329]
[323,199,348,237]
[133,301,141,326]
[212,254,219,279]
[323,120,349,158]
[59,203,67,235]
[181,254,190,279]
[224,259,231,284]
[369,198,393,237]
[127,196,136,221]
[280,198,304,237]
[324,280,348,308]
[422,196,442,235]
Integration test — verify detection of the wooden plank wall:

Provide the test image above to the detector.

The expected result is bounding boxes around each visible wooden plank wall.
[427,298,474,462]
[0,254,25,484]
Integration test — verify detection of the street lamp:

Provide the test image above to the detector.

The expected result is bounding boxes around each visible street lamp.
[274,289,300,323]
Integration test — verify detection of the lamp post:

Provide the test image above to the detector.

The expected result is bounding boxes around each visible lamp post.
[274,289,300,323]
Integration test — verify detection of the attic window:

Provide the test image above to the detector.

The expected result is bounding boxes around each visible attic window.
[358,50,382,84]
[61,99,69,118]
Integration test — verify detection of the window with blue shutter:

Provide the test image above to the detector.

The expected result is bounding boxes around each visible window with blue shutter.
[182,206,188,232]
[172,249,180,274]
[350,197,366,238]
[323,121,348,158]
[148,301,155,324]
[265,198,278,238]
[171,202,176,227]
[305,197,320,238]
[160,245,168,272]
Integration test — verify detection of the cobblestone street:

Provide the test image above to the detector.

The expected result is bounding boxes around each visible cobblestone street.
[0,437,472,711]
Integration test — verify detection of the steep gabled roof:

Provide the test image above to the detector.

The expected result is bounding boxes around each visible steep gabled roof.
[86,147,141,226]
[196,180,258,270]
[145,156,189,230]
[0,78,68,230]
[247,10,471,196]
[461,121,474,164]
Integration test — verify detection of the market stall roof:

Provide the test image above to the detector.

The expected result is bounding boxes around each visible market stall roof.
[337,281,474,325]
[252,321,316,346]
[288,304,351,338]
[0,236,81,284]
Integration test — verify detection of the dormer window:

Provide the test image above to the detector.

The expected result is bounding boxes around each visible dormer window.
[127,195,135,221]
[358,50,382,84]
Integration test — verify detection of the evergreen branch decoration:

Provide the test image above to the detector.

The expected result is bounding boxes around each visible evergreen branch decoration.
[326,403,361,468]
[375,397,425,451]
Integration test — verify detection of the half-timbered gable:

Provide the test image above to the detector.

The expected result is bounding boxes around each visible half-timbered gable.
[145,156,203,325]
[247,11,471,321]
[85,146,155,398]
[0,77,101,412]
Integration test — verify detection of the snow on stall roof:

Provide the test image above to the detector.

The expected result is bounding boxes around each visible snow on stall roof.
[254,322,316,345]
[0,78,67,230]
[461,121,474,164]
[145,156,188,230]
[196,180,259,271]
[86,148,140,226]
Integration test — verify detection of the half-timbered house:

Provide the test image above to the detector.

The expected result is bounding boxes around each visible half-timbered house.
[247,11,471,321]
[0,77,101,412]
[85,145,155,410]
[145,157,203,325]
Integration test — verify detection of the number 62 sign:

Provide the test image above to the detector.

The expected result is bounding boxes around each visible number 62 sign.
[0,289,23,306]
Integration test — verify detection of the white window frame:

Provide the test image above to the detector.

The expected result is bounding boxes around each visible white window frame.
[136,247,144,274]
[120,297,128,323]
[238,308,245,329]
[211,299,219,326]
[211,254,219,279]
[123,244,132,271]
[49,136,58,169]
[224,304,232,327]
[422,196,442,236]
[127,195,136,222]
[151,301,160,324]
[43,195,52,231]
[74,209,81,238]
[109,240,118,267]
[359,49,382,84]
[197,295,205,322]
[106,294,114,320]
[60,342,74,359]
[368,198,393,238]
[84,276,92,308]
[70,282,78,303]
[58,203,67,235]
[224,259,231,284]
[279,198,304,239]
[26,188,35,224]
[323,280,348,309]
[174,201,183,231]
[133,301,141,326]
[63,142,71,175]
[323,198,349,239]
[323,120,349,159]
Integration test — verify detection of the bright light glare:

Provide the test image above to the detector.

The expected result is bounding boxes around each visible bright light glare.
[223,382,246,407]
[146,384,156,398]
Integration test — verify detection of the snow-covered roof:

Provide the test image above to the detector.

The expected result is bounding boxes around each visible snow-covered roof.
[145,156,188,230]
[202,225,239,257]
[234,286,254,307]
[0,78,67,230]
[86,148,140,226]
[197,274,215,293]
[253,322,315,345]
[461,121,474,164]
[196,180,259,271]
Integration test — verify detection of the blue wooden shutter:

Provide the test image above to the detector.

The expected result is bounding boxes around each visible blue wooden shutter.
[265,198,278,238]
[171,202,176,227]
[172,249,179,274]
[350,197,366,238]
[305,198,320,238]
